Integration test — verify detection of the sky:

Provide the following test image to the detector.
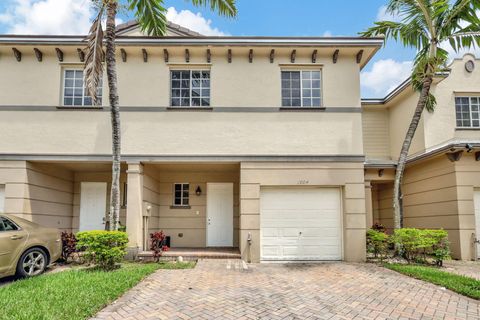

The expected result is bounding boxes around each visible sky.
[0,0,477,98]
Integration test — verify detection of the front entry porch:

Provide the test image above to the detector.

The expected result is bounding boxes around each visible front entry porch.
[138,247,241,261]
[126,162,240,257]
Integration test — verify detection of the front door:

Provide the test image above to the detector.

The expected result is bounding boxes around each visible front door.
[475,189,480,258]
[79,182,107,231]
[206,183,233,247]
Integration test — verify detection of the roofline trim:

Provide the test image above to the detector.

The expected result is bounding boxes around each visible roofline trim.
[361,71,450,105]
[0,35,385,47]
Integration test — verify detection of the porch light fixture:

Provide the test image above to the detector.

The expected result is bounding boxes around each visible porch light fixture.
[195,186,202,196]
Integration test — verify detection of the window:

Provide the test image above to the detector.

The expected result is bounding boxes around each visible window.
[173,183,189,206]
[456,97,480,128]
[171,70,210,107]
[281,70,322,107]
[0,216,18,232]
[63,69,103,106]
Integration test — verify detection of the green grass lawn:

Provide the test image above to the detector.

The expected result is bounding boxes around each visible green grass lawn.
[0,261,195,320]
[385,263,480,300]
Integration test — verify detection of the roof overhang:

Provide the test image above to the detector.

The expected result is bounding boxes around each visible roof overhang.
[0,35,384,47]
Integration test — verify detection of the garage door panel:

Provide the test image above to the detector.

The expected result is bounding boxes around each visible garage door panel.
[260,187,342,261]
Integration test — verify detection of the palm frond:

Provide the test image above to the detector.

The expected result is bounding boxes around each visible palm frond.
[128,0,167,36]
[189,0,237,18]
[84,7,104,106]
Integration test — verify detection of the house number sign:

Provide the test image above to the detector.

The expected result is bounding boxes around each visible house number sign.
[297,180,309,185]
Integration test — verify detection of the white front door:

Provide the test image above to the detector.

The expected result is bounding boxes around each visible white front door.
[474,189,480,258]
[260,187,342,261]
[79,182,107,231]
[206,183,233,247]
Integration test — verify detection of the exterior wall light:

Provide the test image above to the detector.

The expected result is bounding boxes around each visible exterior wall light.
[195,186,202,196]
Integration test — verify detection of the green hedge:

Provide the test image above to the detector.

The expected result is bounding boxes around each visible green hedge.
[76,231,128,270]
[366,228,450,265]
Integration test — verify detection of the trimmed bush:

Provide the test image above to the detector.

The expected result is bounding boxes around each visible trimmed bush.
[392,228,450,265]
[76,231,128,270]
[366,229,389,259]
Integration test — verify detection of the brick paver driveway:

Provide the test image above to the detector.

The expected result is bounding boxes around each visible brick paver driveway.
[92,260,480,320]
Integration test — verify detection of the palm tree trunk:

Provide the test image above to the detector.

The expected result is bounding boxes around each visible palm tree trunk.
[392,75,433,229]
[105,1,121,231]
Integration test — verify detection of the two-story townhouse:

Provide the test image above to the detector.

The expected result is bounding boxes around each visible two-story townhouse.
[363,53,480,261]
[0,22,383,263]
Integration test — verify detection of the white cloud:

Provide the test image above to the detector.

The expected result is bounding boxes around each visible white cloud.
[0,0,93,35]
[166,7,227,36]
[376,5,403,22]
[361,59,413,97]
[322,30,333,37]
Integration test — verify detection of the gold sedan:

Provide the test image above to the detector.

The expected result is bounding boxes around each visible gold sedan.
[0,214,61,278]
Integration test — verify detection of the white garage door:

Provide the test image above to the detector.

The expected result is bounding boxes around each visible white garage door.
[260,187,342,261]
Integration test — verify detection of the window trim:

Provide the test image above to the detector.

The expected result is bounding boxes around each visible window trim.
[61,68,103,107]
[169,69,211,108]
[172,183,190,207]
[455,96,480,129]
[280,69,323,109]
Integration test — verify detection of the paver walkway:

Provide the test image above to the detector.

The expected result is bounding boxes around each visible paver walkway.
[444,260,480,280]
[92,260,480,320]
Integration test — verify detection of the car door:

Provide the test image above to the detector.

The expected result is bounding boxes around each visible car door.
[0,216,28,275]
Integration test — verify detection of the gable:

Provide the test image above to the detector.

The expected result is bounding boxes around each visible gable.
[116,20,202,37]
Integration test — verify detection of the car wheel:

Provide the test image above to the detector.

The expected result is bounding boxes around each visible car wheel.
[16,248,48,277]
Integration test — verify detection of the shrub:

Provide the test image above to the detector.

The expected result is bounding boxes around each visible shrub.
[150,231,169,262]
[61,232,77,262]
[76,231,128,270]
[366,229,389,259]
[392,228,450,265]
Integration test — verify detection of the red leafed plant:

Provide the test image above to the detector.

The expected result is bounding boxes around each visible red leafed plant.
[150,231,169,262]
[61,231,78,262]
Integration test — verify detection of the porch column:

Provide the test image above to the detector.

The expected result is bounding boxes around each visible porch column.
[126,162,144,259]
[365,181,373,229]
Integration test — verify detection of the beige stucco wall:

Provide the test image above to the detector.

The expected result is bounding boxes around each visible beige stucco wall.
[423,54,480,148]
[0,44,366,157]
[0,111,363,156]
[0,45,363,108]
[239,161,366,263]
[368,54,480,160]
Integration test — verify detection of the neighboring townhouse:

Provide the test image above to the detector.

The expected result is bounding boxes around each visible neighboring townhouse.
[0,22,383,263]
[363,53,480,261]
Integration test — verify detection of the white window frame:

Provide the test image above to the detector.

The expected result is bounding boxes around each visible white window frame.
[173,183,190,207]
[281,70,323,108]
[170,70,211,107]
[455,96,480,129]
[62,69,103,107]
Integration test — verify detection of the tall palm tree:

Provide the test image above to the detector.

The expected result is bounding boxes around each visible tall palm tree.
[84,0,237,231]
[362,0,480,230]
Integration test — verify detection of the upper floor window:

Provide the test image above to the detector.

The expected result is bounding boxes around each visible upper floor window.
[281,70,321,107]
[171,70,210,107]
[63,69,103,106]
[456,97,480,128]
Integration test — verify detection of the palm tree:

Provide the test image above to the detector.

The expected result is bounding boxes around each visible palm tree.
[361,0,480,230]
[84,0,237,231]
